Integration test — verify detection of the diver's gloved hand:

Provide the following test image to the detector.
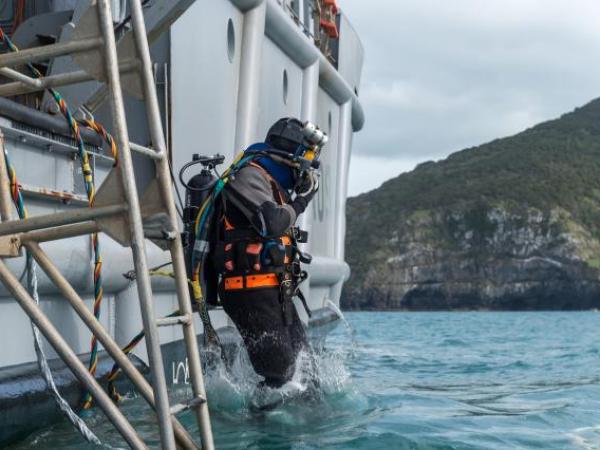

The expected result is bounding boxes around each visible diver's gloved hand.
[296,170,319,197]
[290,171,319,215]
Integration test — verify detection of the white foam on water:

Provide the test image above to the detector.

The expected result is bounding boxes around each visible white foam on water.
[567,433,597,450]
[203,346,260,411]
[567,424,600,450]
[325,299,358,356]
[325,299,351,330]
[203,335,353,415]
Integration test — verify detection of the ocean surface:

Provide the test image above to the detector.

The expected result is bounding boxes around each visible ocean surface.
[10,311,600,449]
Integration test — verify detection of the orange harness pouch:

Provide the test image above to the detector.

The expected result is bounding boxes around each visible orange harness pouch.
[223,273,280,291]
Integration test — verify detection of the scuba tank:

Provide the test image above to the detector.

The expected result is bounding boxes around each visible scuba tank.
[184,162,214,252]
[180,154,225,302]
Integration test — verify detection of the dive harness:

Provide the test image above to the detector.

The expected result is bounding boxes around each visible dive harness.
[179,121,326,343]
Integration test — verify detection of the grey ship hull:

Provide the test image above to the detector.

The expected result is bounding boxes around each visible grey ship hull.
[0,0,364,445]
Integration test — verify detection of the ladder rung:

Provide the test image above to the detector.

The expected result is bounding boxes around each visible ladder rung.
[0,70,86,97]
[169,395,206,415]
[0,67,42,88]
[0,37,102,69]
[20,221,100,243]
[130,142,165,160]
[156,314,192,327]
[0,204,126,238]
[0,60,139,97]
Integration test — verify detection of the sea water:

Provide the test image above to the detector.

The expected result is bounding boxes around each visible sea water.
[9,311,600,449]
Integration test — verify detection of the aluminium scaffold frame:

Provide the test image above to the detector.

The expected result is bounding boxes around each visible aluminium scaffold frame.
[0,1,214,449]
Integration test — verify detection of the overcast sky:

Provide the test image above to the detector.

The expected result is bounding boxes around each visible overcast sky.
[341,0,600,196]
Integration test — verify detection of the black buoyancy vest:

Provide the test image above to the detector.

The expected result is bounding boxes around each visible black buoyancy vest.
[212,163,294,290]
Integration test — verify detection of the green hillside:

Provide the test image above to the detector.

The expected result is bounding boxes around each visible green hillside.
[343,98,600,310]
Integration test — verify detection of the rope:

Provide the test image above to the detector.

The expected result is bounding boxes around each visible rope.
[0,28,114,411]
[76,119,119,409]
[27,257,102,445]
[11,1,26,34]
[4,150,101,445]
[81,118,119,166]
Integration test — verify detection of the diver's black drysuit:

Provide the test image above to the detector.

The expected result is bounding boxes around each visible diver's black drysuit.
[210,162,315,387]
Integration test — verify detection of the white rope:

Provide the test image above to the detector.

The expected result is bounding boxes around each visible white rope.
[26,253,102,445]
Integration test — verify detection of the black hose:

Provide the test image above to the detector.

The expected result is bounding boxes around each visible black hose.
[178,159,218,192]
[149,261,173,271]
[114,0,153,34]
[0,97,103,146]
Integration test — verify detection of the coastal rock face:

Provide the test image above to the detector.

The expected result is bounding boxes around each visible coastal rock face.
[345,207,600,310]
[343,99,600,310]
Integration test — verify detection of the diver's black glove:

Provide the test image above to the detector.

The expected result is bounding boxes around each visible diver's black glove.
[290,171,319,216]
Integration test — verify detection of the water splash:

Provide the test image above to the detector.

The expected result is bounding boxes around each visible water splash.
[325,299,358,356]
[202,337,352,414]
[325,299,349,328]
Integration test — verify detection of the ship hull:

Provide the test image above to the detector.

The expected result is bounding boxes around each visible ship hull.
[0,0,363,445]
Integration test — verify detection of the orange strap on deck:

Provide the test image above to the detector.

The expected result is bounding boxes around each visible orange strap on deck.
[320,19,339,38]
[224,273,280,290]
[321,0,339,38]
[324,0,339,14]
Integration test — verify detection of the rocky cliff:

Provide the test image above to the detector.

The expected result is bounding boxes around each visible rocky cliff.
[343,98,600,310]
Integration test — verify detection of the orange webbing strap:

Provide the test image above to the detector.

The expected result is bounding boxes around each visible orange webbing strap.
[320,19,339,38]
[324,0,339,13]
[224,216,235,231]
[224,273,279,290]
[320,0,339,38]
[281,235,292,264]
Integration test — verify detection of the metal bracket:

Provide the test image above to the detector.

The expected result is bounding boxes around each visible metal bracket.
[93,166,130,246]
[140,178,175,250]
[72,1,144,99]
[0,234,21,257]
[94,169,174,249]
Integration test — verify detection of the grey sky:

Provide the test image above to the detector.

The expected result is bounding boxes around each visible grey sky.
[341,0,600,195]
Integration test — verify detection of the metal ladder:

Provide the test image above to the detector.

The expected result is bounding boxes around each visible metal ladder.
[0,1,214,449]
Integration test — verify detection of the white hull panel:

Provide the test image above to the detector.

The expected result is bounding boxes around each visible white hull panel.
[0,0,363,371]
